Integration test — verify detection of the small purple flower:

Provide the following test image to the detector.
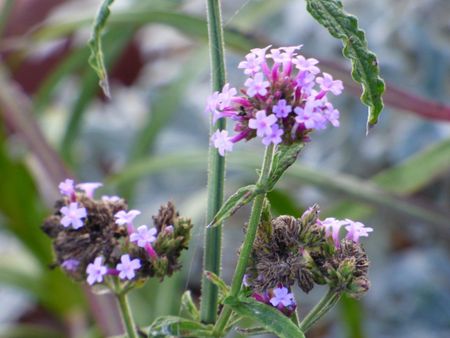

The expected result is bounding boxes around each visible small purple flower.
[114,209,141,230]
[76,182,102,198]
[269,286,295,307]
[262,124,284,146]
[249,110,277,137]
[323,103,340,127]
[238,52,262,75]
[320,217,346,247]
[211,130,233,156]
[293,55,320,74]
[58,179,75,197]
[164,225,174,234]
[316,73,344,95]
[272,99,292,118]
[60,202,87,229]
[116,254,141,280]
[205,91,220,115]
[130,225,157,247]
[244,72,270,97]
[294,99,326,130]
[243,274,250,287]
[267,48,287,64]
[345,220,373,242]
[86,257,107,285]
[296,71,316,95]
[101,195,121,203]
[218,83,237,110]
[61,259,79,271]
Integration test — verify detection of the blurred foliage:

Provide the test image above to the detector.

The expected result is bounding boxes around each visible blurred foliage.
[0,0,449,337]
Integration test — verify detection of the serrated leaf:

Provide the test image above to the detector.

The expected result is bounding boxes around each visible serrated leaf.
[88,0,115,98]
[148,316,213,337]
[180,290,200,321]
[267,142,304,189]
[306,0,385,128]
[209,185,257,228]
[224,296,305,338]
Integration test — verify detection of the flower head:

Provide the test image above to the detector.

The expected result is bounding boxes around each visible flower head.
[211,130,233,156]
[76,182,102,198]
[345,220,373,242]
[130,225,157,248]
[58,179,75,197]
[116,254,141,280]
[86,257,107,285]
[60,202,87,229]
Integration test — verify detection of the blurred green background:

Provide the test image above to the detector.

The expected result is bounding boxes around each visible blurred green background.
[0,0,449,337]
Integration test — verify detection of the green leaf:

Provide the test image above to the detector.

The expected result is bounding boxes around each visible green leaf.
[267,142,304,189]
[305,0,385,128]
[180,291,200,321]
[88,0,115,98]
[209,185,257,228]
[204,271,230,297]
[0,325,64,338]
[147,316,213,337]
[236,326,271,336]
[224,296,305,338]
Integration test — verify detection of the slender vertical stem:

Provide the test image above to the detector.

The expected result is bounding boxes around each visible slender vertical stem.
[214,145,275,334]
[200,0,228,324]
[299,289,341,333]
[116,292,139,338]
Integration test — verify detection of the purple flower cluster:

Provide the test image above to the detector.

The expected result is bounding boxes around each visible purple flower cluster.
[86,254,142,285]
[318,217,373,248]
[206,45,343,156]
[252,285,297,316]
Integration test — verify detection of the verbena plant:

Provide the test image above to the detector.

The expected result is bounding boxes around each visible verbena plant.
[41,0,385,337]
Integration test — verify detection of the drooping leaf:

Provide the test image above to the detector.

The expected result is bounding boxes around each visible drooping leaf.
[305,0,385,128]
[147,316,213,337]
[88,0,115,97]
[209,185,257,228]
[267,142,304,189]
[204,271,230,298]
[180,290,200,321]
[224,296,305,338]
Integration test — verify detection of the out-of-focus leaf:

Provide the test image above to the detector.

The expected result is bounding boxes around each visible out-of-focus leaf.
[340,295,364,338]
[305,0,385,128]
[180,291,200,321]
[267,189,301,216]
[209,185,257,228]
[147,316,213,337]
[107,149,450,233]
[224,296,305,338]
[0,0,14,37]
[60,27,134,164]
[0,325,64,338]
[88,0,115,97]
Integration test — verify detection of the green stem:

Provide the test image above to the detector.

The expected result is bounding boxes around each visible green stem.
[299,289,342,333]
[213,145,275,335]
[116,291,139,338]
[200,0,228,324]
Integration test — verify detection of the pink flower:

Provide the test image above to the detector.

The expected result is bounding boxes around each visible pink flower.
[114,210,140,226]
[238,52,262,75]
[58,179,75,197]
[293,55,320,74]
[60,202,87,229]
[244,72,270,97]
[116,254,141,280]
[272,99,292,118]
[218,83,237,110]
[101,195,121,203]
[269,286,295,307]
[86,257,107,285]
[323,102,340,127]
[320,217,347,247]
[211,130,233,156]
[345,220,373,242]
[262,124,284,146]
[130,225,157,247]
[76,182,102,198]
[294,99,327,130]
[316,73,344,95]
[249,110,277,137]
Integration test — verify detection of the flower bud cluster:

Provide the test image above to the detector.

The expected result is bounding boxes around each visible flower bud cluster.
[206,45,343,156]
[42,179,192,287]
[244,204,372,314]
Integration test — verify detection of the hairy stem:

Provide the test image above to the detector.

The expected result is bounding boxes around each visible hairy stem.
[200,0,228,324]
[116,291,139,338]
[299,289,341,333]
[214,145,275,335]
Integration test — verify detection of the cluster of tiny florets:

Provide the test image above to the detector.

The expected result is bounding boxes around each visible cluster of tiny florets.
[244,204,372,314]
[206,45,343,156]
[42,179,192,287]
